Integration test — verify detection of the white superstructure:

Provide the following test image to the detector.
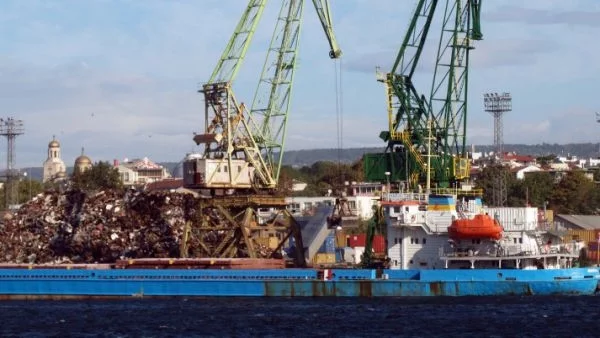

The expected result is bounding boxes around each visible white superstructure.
[384,193,579,270]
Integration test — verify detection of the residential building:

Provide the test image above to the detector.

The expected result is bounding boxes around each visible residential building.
[144,178,199,196]
[116,157,171,186]
[511,165,542,180]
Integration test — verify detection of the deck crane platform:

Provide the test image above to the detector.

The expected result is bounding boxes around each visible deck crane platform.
[181,0,341,267]
[363,0,482,191]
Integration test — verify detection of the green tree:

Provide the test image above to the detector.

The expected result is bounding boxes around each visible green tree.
[71,161,123,192]
[536,154,556,167]
[474,164,509,206]
[520,171,555,208]
[17,178,44,204]
[549,171,600,214]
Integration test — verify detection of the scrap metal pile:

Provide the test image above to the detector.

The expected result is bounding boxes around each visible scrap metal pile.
[0,189,277,264]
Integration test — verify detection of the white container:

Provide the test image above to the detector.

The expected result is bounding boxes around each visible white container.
[482,207,538,231]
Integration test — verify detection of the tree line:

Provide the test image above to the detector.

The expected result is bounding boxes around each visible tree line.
[5,158,600,216]
[280,160,600,215]
[1,161,122,209]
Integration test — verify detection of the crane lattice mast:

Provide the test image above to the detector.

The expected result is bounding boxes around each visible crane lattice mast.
[366,0,482,189]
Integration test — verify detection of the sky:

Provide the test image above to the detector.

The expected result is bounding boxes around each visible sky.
[1,0,600,168]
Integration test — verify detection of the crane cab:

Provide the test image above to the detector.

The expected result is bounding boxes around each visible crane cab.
[183,156,255,190]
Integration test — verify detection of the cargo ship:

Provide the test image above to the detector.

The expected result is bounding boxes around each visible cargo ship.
[0,191,598,298]
[0,263,597,298]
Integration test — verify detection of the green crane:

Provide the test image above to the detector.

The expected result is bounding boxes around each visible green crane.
[364,0,482,190]
[185,0,341,192]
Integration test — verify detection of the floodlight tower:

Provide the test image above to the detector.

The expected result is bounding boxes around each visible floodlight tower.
[0,117,24,209]
[483,92,512,158]
[483,93,511,207]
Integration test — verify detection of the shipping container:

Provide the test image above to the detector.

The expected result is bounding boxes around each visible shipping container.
[481,207,538,231]
[335,248,344,263]
[347,234,386,253]
[318,235,336,254]
[353,247,365,264]
[313,253,336,265]
[348,234,366,248]
[335,229,347,248]
[564,229,600,245]
[586,249,600,263]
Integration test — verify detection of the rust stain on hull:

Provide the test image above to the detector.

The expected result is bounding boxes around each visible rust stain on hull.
[359,281,372,297]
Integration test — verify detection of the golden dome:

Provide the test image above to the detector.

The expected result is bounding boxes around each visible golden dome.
[48,139,60,148]
[75,155,92,165]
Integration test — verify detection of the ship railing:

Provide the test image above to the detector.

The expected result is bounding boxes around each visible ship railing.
[540,243,578,255]
[388,192,428,202]
[440,242,579,259]
[439,243,538,258]
[391,213,447,235]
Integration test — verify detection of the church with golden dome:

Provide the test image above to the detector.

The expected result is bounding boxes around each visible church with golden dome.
[42,136,67,183]
[74,148,93,173]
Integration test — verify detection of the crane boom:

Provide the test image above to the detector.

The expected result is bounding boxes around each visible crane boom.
[249,0,342,186]
[311,0,342,59]
[208,0,267,84]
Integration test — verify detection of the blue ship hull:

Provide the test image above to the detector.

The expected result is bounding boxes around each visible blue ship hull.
[0,267,598,298]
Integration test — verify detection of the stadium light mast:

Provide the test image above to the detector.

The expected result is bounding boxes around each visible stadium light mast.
[483,92,512,159]
[0,117,24,209]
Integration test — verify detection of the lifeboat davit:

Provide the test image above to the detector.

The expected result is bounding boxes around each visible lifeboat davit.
[448,214,503,240]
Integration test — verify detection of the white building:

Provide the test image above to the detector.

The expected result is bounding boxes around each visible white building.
[116,157,171,186]
[512,165,542,180]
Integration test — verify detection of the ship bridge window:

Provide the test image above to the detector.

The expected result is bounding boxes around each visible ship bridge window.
[405,206,409,212]
[393,206,400,213]
[471,239,481,244]
[422,238,427,245]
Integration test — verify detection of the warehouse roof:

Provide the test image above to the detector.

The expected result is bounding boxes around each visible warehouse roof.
[555,214,600,230]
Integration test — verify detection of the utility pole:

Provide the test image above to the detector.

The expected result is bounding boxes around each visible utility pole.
[0,117,24,209]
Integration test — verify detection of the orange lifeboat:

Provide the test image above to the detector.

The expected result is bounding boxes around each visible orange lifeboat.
[448,214,503,240]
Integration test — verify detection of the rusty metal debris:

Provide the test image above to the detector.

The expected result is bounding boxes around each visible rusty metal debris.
[0,189,303,266]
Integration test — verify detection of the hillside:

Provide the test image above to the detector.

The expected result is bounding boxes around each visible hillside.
[281,142,600,167]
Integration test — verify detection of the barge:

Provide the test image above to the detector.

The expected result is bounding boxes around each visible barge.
[0,264,598,298]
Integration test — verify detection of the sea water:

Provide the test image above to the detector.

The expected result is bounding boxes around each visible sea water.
[0,296,598,337]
